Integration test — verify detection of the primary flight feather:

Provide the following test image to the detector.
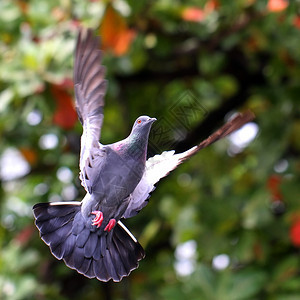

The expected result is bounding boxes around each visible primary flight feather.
[33,28,255,282]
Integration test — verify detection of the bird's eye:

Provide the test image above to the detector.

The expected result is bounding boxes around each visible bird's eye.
[137,119,142,124]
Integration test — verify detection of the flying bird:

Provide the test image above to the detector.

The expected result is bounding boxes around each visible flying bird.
[33,28,255,282]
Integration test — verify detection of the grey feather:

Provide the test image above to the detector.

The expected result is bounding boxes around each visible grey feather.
[84,233,98,258]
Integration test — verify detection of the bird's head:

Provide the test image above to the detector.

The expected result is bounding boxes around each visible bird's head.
[133,116,156,128]
[130,116,156,140]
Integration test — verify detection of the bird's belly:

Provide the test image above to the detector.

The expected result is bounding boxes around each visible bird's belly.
[81,147,145,222]
[81,163,143,222]
[92,151,144,202]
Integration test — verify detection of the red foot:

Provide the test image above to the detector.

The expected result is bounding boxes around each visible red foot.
[91,211,103,228]
[104,219,116,232]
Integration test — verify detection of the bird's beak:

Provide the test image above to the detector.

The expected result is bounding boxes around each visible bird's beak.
[148,117,157,123]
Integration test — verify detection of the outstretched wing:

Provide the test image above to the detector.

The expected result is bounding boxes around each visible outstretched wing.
[123,111,255,218]
[74,28,107,192]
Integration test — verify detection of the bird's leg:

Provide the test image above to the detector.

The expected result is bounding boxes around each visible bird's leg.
[104,219,116,232]
[91,211,103,228]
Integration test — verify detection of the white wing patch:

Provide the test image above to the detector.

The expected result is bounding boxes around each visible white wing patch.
[144,148,197,185]
[79,119,103,192]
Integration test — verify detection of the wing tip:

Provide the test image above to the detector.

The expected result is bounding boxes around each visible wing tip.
[32,202,49,210]
[232,109,255,124]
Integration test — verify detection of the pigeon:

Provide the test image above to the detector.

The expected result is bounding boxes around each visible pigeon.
[33,28,255,282]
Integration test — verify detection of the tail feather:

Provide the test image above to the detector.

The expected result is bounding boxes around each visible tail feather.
[73,246,86,270]
[51,233,76,260]
[103,250,119,281]
[84,233,98,258]
[42,223,72,247]
[93,256,108,280]
[72,212,85,235]
[85,262,96,279]
[113,224,143,272]
[113,238,132,272]
[76,227,91,248]
[109,240,128,277]
[34,202,80,221]
[33,202,145,282]
[81,258,92,275]
[33,202,80,260]
[38,214,72,235]
[92,236,102,261]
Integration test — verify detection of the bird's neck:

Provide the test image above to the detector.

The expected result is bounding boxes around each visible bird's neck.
[126,134,148,161]
[111,134,148,162]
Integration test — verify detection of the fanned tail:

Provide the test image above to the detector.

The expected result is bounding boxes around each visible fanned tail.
[33,202,145,282]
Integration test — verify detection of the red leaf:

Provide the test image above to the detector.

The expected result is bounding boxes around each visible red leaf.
[267,0,288,12]
[100,4,136,56]
[14,225,35,245]
[267,174,283,201]
[290,220,300,247]
[204,0,219,13]
[16,0,29,14]
[182,7,205,22]
[182,1,219,23]
[58,77,74,89]
[51,83,77,130]
[20,147,38,165]
[293,16,300,29]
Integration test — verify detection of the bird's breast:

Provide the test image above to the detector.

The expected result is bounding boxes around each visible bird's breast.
[90,148,145,201]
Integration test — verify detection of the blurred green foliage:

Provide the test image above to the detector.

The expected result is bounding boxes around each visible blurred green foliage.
[0,0,300,299]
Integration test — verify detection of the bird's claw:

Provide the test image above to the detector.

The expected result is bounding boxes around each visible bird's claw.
[91,211,103,228]
[104,219,116,232]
